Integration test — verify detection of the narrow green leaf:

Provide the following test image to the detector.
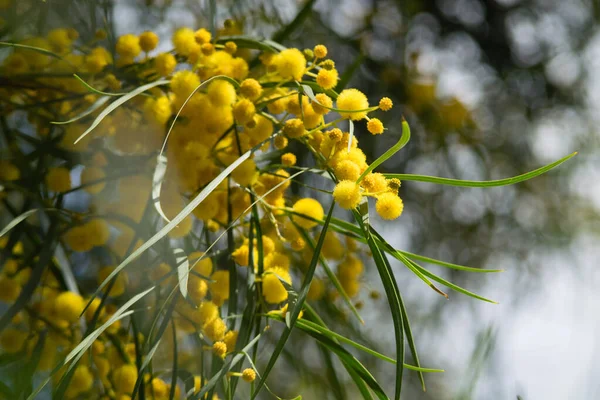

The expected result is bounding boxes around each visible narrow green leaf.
[401,250,503,273]
[384,152,577,187]
[252,202,336,399]
[0,209,37,238]
[74,79,169,144]
[0,41,65,61]
[357,119,411,184]
[175,248,189,299]
[72,74,125,96]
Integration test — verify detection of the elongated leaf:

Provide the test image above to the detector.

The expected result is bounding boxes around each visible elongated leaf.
[0,41,65,61]
[384,152,577,187]
[0,209,37,238]
[252,203,336,399]
[357,119,411,184]
[356,211,404,400]
[152,154,169,222]
[175,248,189,298]
[73,74,125,96]
[51,96,110,125]
[74,79,169,144]
[401,250,503,273]
[348,120,355,152]
[216,35,285,52]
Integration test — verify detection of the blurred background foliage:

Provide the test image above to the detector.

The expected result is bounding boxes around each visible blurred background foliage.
[3,0,599,398]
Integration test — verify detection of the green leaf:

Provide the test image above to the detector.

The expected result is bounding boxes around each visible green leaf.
[384,152,577,187]
[0,41,65,61]
[74,79,169,145]
[175,248,189,299]
[216,35,285,52]
[401,250,503,273]
[72,74,126,96]
[355,211,404,400]
[252,202,336,399]
[357,119,411,184]
[51,96,110,125]
[0,209,37,238]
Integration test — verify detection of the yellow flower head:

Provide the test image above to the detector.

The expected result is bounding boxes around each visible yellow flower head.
[116,34,141,59]
[172,27,200,56]
[337,89,369,120]
[207,79,237,106]
[316,68,338,90]
[194,28,212,44]
[139,31,159,52]
[333,180,362,209]
[53,291,85,323]
[334,160,361,181]
[281,152,297,166]
[209,270,230,303]
[367,118,384,135]
[262,267,291,304]
[379,97,393,111]
[170,70,200,99]
[312,93,332,115]
[231,159,257,187]
[45,167,71,193]
[274,135,288,150]
[361,172,388,193]
[232,99,256,125]
[242,368,256,382]
[212,341,227,358]
[239,78,262,101]
[283,118,305,139]
[155,53,176,76]
[203,317,227,341]
[292,198,324,229]
[113,364,138,395]
[375,192,404,220]
[274,48,306,80]
[314,44,328,59]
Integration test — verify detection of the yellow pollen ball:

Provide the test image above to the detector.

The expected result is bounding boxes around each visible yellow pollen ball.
[242,368,256,382]
[139,31,159,52]
[361,172,388,193]
[337,89,369,120]
[379,97,393,111]
[312,93,332,115]
[213,341,227,358]
[292,198,324,229]
[232,99,256,125]
[172,27,199,56]
[207,79,236,106]
[314,44,328,59]
[204,317,226,341]
[283,118,305,139]
[367,118,384,135]
[316,68,338,90]
[274,48,306,80]
[53,291,85,323]
[239,78,262,101]
[69,365,94,396]
[262,267,291,304]
[281,153,297,166]
[80,167,106,194]
[274,135,288,150]
[0,328,26,353]
[194,28,212,44]
[45,167,71,193]
[334,160,361,181]
[113,364,138,395]
[333,180,362,210]
[155,53,176,76]
[170,70,200,99]
[375,192,404,220]
[116,34,141,58]
[209,270,230,303]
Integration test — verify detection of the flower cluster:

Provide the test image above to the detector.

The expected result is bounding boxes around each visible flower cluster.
[0,19,401,398]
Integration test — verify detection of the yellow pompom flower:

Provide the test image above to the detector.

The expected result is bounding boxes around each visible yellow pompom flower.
[113,364,138,395]
[207,79,236,106]
[281,153,297,166]
[98,266,127,297]
[314,45,327,59]
[231,159,257,186]
[116,34,141,59]
[0,328,26,353]
[232,99,256,125]
[139,31,159,52]
[316,68,338,90]
[242,368,256,383]
[375,192,404,220]
[311,93,332,115]
[197,301,219,326]
[80,167,105,194]
[283,118,305,139]
[239,78,262,101]
[333,180,362,209]
[145,96,172,125]
[379,97,393,111]
[155,53,176,76]
[170,70,200,99]
[53,291,85,323]
[224,330,238,351]
[45,167,71,193]
[0,161,20,181]
[367,118,384,135]
[63,226,94,252]
[203,317,226,341]
[209,270,230,304]
[172,27,200,56]
[361,172,388,193]
[188,276,208,303]
[86,218,110,246]
[47,28,76,53]
[292,198,324,229]
[274,48,306,80]
[307,278,325,300]
[337,89,369,120]
[85,47,112,73]
[213,341,227,358]
[334,160,361,181]
[67,365,94,397]
[262,267,291,304]
[194,28,212,44]
[273,135,288,150]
